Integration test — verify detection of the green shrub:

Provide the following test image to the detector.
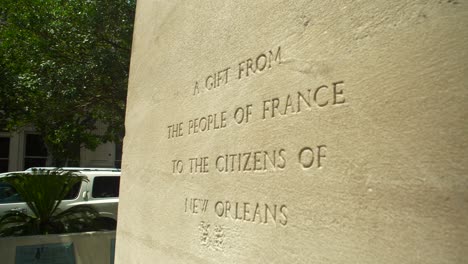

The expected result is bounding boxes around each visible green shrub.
[0,169,99,236]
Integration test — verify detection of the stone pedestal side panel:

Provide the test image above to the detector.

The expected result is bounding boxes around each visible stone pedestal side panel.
[116,1,468,263]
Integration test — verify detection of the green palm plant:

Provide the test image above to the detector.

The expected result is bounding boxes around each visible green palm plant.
[0,169,99,236]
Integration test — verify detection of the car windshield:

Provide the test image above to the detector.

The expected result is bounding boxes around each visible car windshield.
[0,183,23,203]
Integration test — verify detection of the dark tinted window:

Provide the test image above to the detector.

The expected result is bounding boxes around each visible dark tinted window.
[0,183,23,204]
[25,134,48,156]
[63,182,82,200]
[24,134,48,170]
[115,142,123,169]
[92,176,120,198]
[24,158,48,170]
[0,160,8,173]
[0,120,7,132]
[0,137,9,173]
[0,137,9,158]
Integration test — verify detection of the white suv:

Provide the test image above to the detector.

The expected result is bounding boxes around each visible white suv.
[0,167,120,229]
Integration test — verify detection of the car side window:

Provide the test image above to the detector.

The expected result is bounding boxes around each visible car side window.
[92,176,120,198]
[0,183,23,204]
[63,182,82,200]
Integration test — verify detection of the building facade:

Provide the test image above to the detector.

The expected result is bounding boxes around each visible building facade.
[0,125,121,173]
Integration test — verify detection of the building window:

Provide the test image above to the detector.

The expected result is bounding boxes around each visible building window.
[0,121,7,132]
[115,142,122,169]
[24,134,48,170]
[0,137,10,173]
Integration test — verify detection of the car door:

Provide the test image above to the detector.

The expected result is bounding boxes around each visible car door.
[0,183,32,216]
[56,180,87,212]
[87,176,120,219]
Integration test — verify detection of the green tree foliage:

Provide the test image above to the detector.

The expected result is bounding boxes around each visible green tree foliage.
[0,0,135,164]
[0,169,99,236]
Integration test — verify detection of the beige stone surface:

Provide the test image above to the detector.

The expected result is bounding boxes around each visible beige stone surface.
[116,1,468,263]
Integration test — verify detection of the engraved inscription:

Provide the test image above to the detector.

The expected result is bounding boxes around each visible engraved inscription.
[238,46,281,80]
[214,200,288,226]
[233,104,253,124]
[168,80,346,139]
[198,221,225,251]
[298,145,327,169]
[262,81,345,119]
[167,122,183,139]
[215,149,286,173]
[188,111,227,135]
[189,156,209,174]
[186,198,288,227]
[185,198,209,214]
[205,68,231,90]
[174,46,346,235]
[199,221,210,245]
[173,145,326,175]
[193,67,231,96]
[192,46,282,95]
[172,159,184,173]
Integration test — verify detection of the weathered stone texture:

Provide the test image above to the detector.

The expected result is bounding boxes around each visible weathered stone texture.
[116,1,468,263]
